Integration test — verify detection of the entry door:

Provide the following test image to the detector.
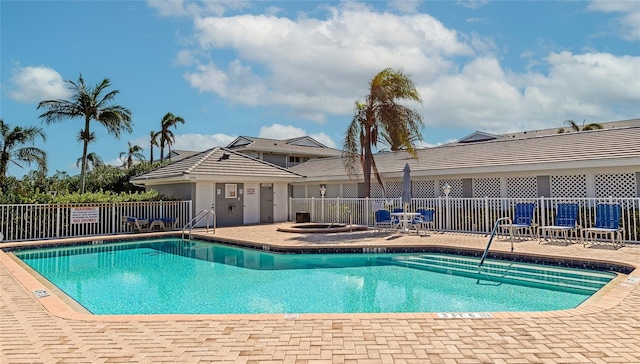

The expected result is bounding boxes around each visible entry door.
[260,183,274,223]
[215,183,244,226]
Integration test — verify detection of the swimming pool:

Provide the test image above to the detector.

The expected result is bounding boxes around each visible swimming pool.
[14,238,616,315]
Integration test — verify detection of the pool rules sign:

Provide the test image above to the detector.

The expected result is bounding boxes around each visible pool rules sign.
[70,207,100,224]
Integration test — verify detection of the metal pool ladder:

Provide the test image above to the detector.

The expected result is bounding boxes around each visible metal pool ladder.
[478,217,513,269]
[182,209,216,241]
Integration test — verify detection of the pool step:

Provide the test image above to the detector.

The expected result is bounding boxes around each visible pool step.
[380,254,616,294]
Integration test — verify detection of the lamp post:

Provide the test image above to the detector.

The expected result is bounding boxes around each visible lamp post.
[443,183,451,230]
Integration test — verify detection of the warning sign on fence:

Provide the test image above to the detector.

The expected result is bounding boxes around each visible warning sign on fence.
[70,207,100,224]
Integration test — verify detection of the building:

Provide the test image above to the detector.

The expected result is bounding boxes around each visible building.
[132,120,640,226]
[288,124,640,199]
[225,136,342,168]
[131,147,302,226]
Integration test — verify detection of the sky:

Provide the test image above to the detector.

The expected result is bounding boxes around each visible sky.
[1,0,639,178]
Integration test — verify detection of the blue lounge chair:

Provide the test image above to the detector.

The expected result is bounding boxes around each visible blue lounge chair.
[374,210,395,231]
[583,204,624,248]
[413,208,435,235]
[499,203,536,239]
[538,203,579,244]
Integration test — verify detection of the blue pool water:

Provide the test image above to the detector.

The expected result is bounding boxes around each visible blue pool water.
[15,238,615,315]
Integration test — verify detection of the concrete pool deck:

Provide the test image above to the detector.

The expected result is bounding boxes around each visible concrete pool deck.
[1,223,639,363]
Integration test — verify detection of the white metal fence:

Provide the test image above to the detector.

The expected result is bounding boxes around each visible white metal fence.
[289,197,640,243]
[0,201,192,242]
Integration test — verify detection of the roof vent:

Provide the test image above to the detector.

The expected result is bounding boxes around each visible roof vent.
[218,153,230,161]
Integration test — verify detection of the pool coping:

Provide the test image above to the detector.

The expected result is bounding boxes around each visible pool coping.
[1,229,639,323]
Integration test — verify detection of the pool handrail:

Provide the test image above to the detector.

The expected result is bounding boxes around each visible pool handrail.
[182,209,216,240]
[479,217,514,268]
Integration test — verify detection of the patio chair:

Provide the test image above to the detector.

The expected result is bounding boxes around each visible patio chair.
[538,203,580,244]
[148,217,178,231]
[123,216,150,233]
[499,203,536,240]
[374,209,395,231]
[582,204,624,248]
[413,208,435,236]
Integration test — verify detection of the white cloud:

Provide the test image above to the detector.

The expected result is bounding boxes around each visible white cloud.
[421,51,640,133]
[388,1,422,14]
[7,66,70,103]
[259,124,306,139]
[172,133,236,150]
[184,60,268,107]
[182,3,472,123]
[422,57,528,132]
[588,0,640,40]
[107,157,124,167]
[147,0,249,18]
[456,0,490,10]
[173,2,639,135]
[308,132,338,149]
[258,123,337,148]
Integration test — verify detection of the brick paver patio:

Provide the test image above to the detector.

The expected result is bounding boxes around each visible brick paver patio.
[2,223,639,363]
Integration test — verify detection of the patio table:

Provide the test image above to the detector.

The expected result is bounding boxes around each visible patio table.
[391,212,420,233]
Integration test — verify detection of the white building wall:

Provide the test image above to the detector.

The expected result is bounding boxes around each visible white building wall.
[243,182,260,224]
[273,182,289,222]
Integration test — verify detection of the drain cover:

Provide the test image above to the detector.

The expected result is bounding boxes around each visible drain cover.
[437,312,493,319]
[33,289,50,298]
[624,276,640,284]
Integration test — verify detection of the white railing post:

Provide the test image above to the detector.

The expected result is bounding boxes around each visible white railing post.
[446,196,451,230]
[365,197,370,226]
[112,203,116,234]
[540,196,546,228]
[56,203,61,238]
[311,197,315,222]
[484,196,490,233]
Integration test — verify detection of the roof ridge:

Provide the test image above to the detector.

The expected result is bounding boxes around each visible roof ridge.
[220,146,304,176]
[184,147,220,174]
[439,124,640,149]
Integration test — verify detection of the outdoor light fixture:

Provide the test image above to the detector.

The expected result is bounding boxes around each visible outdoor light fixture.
[443,183,452,197]
[320,185,326,197]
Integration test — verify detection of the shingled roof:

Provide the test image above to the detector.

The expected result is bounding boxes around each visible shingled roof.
[288,126,640,180]
[226,136,342,157]
[131,147,303,183]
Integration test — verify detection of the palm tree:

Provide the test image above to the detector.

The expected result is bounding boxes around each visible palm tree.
[159,112,185,162]
[149,130,160,163]
[0,119,47,190]
[559,120,604,133]
[342,68,424,197]
[37,74,132,193]
[120,142,145,169]
[76,152,104,171]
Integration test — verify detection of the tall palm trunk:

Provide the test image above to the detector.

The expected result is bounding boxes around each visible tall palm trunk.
[362,129,373,198]
[80,118,91,193]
